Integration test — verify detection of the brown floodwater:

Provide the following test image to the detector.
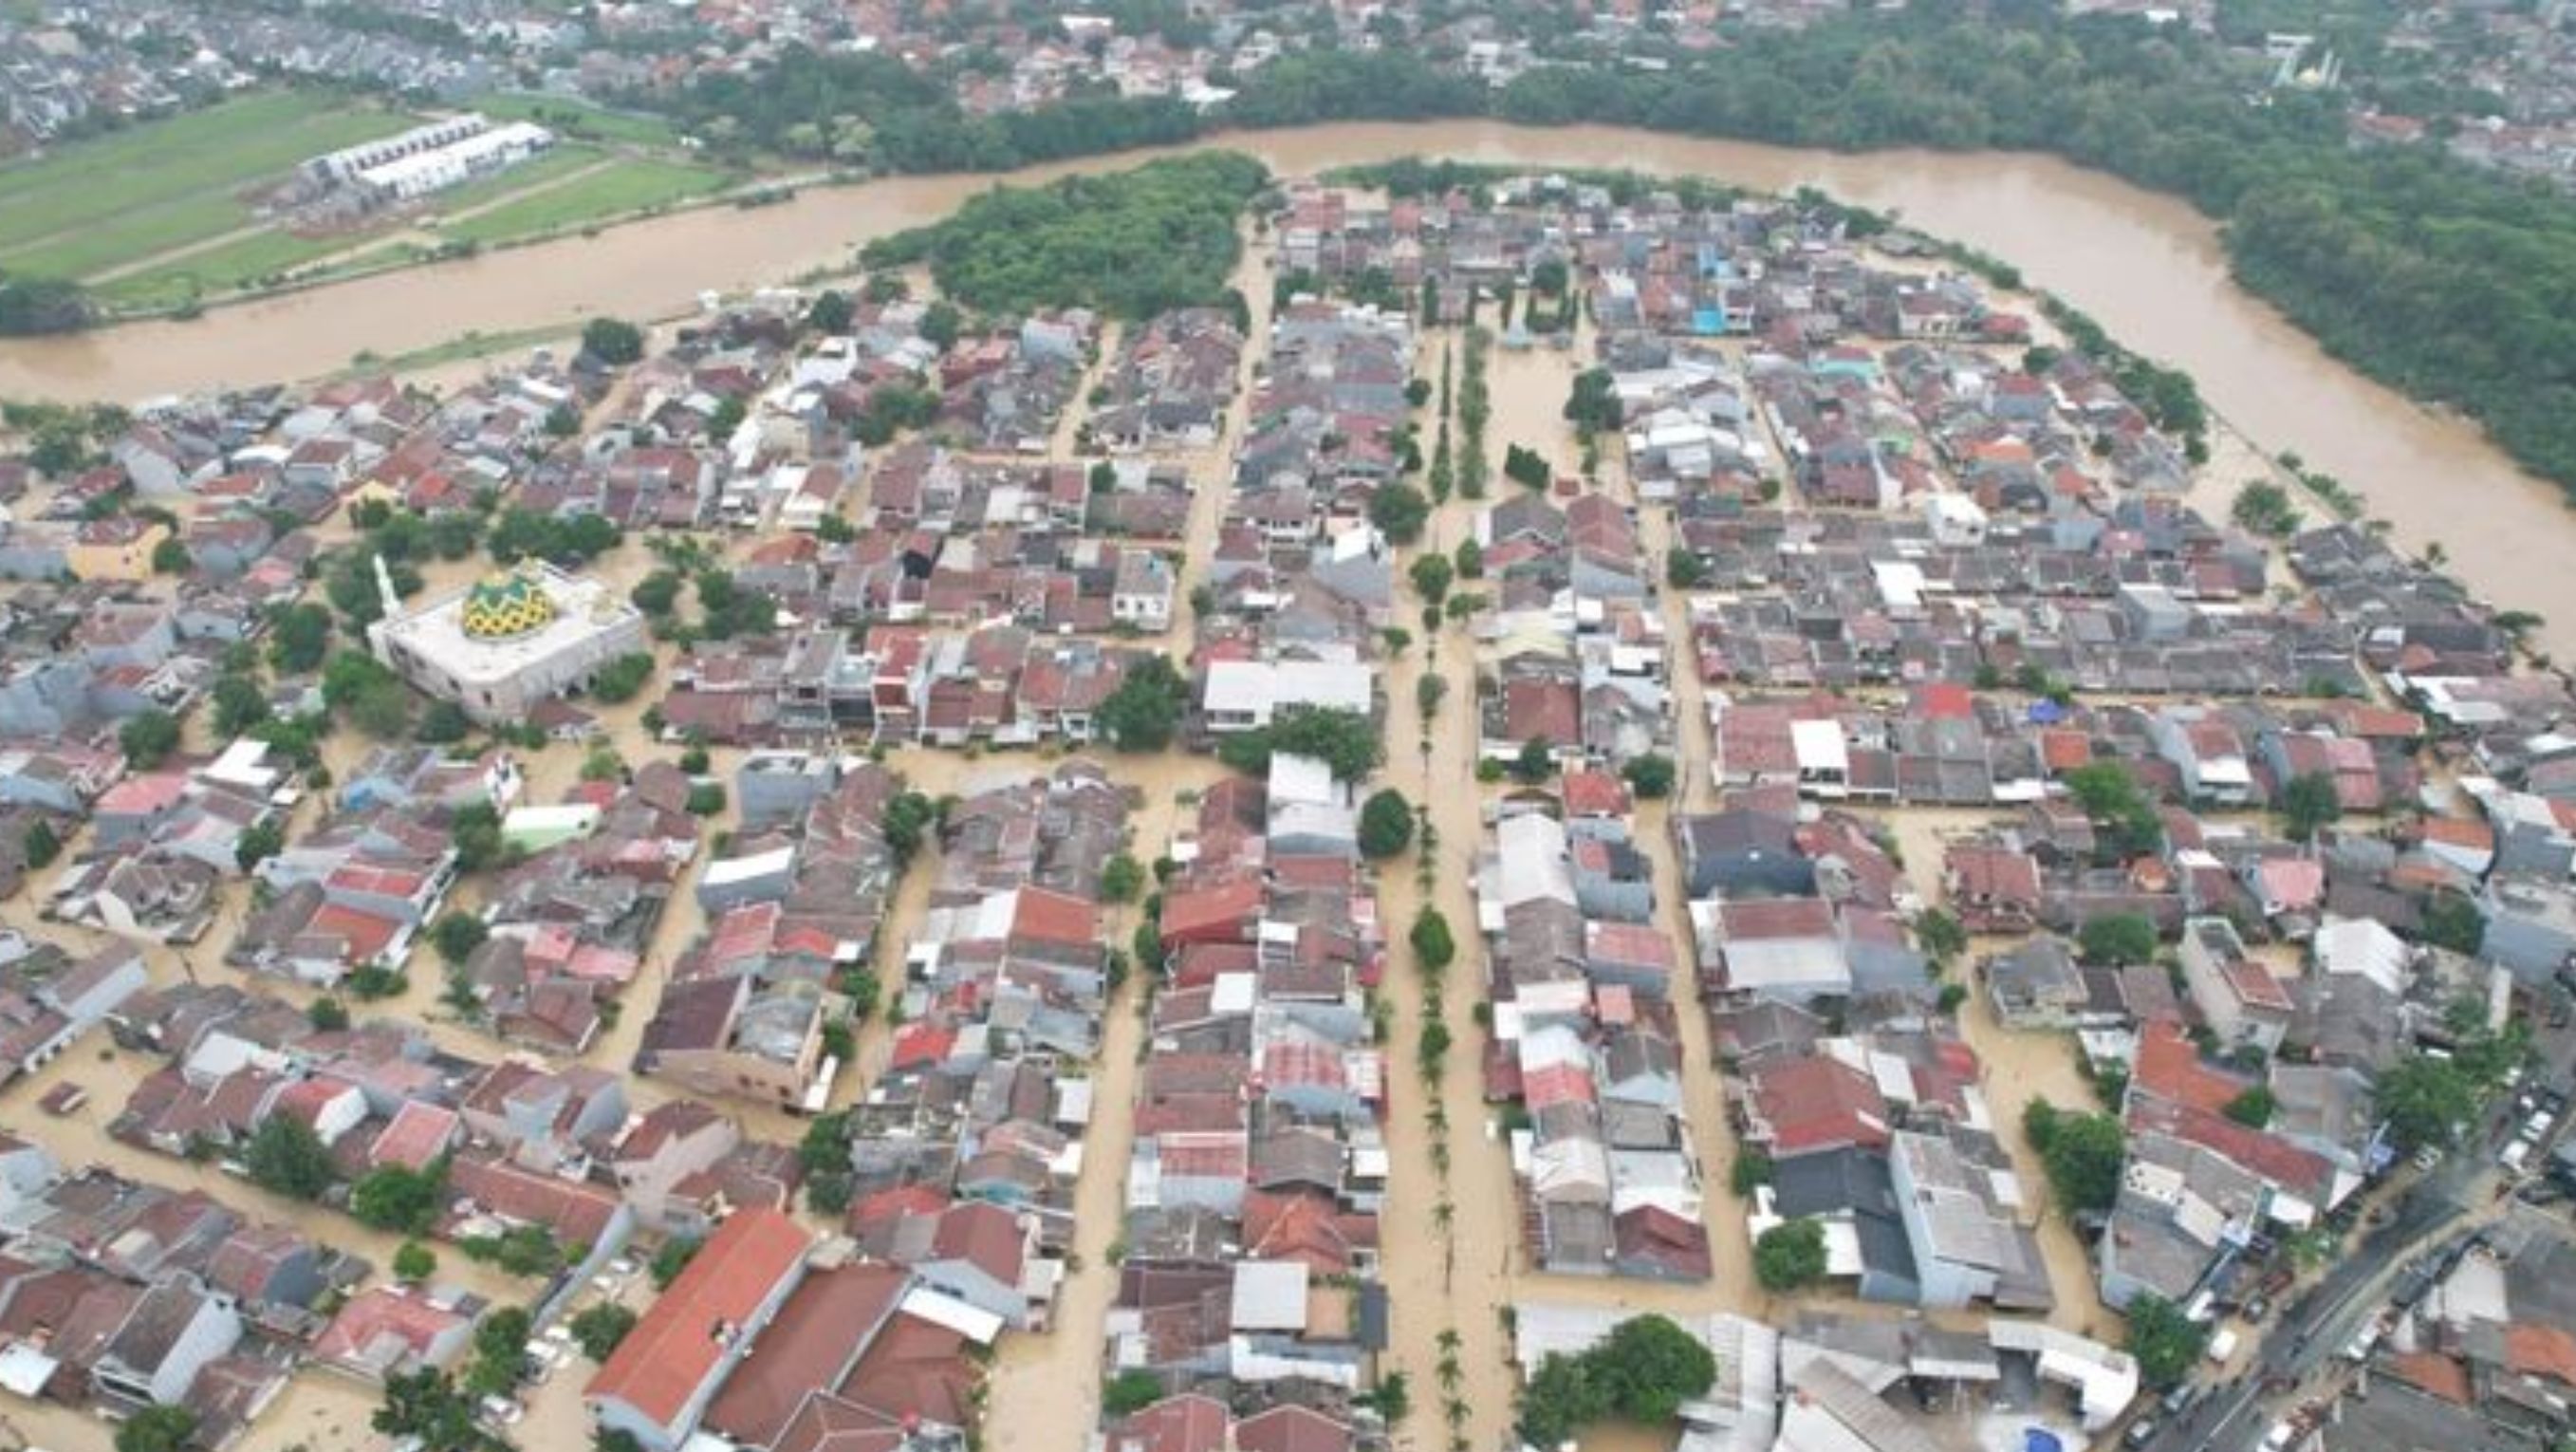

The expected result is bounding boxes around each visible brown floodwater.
[0,121,2568,648]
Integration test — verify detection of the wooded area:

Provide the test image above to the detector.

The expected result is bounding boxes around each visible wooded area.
[859,152,1268,320]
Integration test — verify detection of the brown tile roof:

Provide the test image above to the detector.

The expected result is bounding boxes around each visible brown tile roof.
[703,1262,908,1446]
[587,1206,812,1431]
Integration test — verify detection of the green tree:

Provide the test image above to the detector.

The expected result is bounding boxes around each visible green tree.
[2278,771,2341,840]
[431,913,490,967]
[1915,907,1968,967]
[2125,1293,2210,1390]
[1454,538,1484,578]
[1666,546,1710,589]
[1731,1149,1774,1197]
[1100,853,1144,903]
[2063,762,2163,861]
[1408,551,1453,604]
[1754,1218,1827,1292]
[308,996,350,1032]
[350,679,415,740]
[1098,654,1190,752]
[1594,1313,1717,1422]
[1564,367,1622,436]
[2375,1052,2478,1151]
[808,290,854,334]
[588,652,655,705]
[882,791,936,866]
[234,820,285,871]
[373,1368,479,1450]
[631,569,683,616]
[244,1115,336,1201]
[393,1240,436,1283]
[1622,753,1676,800]
[686,782,727,816]
[2421,891,2486,956]
[1511,737,1556,785]
[1103,1368,1164,1417]
[115,1405,197,1452]
[1410,907,1455,974]
[2078,913,2159,966]
[2231,479,2303,537]
[119,709,180,770]
[352,1160,449,1235]
[1369,480,1431,544]
[416,699,473,745]
[151,535,192,575]
[269,603,334,673]
[920,299,964,348]
[582,317,646,364]
[569,1303,639,1361]
[1359,789,1416,859]
[2023,1098,2124,1215]
[21,819,59,870]
[650,1238,700,1288]
[1518,1352,1611,1449]
[449,801,504,873]
[2225,1086,2276,1127]
[465,1306,532,1397]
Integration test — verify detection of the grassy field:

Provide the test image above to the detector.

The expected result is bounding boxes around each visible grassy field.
[436,158,729,246]
[0,86,737,309]
[473,93,693,153]
[0,91,414,273]
[94,230,351,310]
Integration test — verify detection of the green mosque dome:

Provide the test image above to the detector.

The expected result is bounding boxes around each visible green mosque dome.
[459,569,558,641]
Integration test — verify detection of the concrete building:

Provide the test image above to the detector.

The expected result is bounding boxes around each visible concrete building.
[369,561,647,726]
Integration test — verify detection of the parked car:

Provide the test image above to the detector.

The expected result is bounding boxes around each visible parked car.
[2123,1416,2159,1448]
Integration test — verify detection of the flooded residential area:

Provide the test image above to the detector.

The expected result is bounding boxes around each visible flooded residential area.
[0,131,2572,1452]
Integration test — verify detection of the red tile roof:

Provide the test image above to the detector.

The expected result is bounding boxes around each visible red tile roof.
[586,1207,813,1431]
[2132,1023,2253,1117]
[1010,886,1100,948]
[703,1261,909,1446]
[1235,1404,1354,1452]
[368,1101,458,1171]
[1750,1054,1889,1154]
[1110,1393,1231,1452]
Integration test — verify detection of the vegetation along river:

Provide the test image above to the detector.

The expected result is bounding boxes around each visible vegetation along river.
[1,120,2567,651]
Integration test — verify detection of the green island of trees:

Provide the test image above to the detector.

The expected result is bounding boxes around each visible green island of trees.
[860,152,1269,321]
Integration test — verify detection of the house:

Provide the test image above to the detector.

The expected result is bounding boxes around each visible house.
[1943,841,2041,934]
[89,1279,245,1407]
[313,1287,474,1382]
[1674,810,1815,900]
[1701,897,1850,1003]
[2484,877,2576,988]
[586,1206,814,1452]
[611,1100,742,1235]
[907,1201,1045,1330]
[1111,551,1177,631]
[1985,938,2089,1030]
[1201,661,1373,734]
[2177,917,2292,1054]
[1885,1129,2051,1312]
